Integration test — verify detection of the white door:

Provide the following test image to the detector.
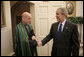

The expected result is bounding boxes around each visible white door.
[34,1,66,56]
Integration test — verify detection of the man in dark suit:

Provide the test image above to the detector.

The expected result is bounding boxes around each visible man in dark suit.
[38,8,80,56]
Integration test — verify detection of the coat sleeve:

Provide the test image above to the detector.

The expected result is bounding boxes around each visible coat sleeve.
[14,27,22,56]
[28,25,37,47]
[72,24,80,56]
[30,29,35,37]
[28,24,35,38]
[42,24,54,46]
[14,27,18,51]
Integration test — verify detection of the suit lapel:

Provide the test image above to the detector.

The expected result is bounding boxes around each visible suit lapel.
[54,22,59,38]
[56,22,59,32]
[61,21,69,34]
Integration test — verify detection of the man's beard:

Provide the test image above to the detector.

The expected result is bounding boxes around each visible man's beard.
[26,22,31,25]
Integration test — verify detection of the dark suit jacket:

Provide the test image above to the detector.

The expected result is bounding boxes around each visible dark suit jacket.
[42,21,80,56]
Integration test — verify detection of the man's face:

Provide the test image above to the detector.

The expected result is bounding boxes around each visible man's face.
[23,14,31,24]
[56,9,64,22]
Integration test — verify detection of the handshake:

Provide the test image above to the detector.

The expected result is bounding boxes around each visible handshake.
[37,40,42,47]
[32,36,42,47]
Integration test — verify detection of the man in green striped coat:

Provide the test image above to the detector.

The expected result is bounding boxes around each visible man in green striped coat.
[14,12,37,56]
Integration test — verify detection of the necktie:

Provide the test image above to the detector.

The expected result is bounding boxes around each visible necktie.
[58,24,62,39]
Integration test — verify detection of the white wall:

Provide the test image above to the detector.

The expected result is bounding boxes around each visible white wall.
[76,1,83,17]
[76,1,83,56]
[76,1,83,43]
[1,1,14,56]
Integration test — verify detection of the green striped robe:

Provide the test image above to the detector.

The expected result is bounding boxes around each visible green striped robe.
[14,22,32,56]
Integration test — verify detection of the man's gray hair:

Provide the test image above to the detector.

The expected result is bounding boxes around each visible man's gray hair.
[58,7,68,17]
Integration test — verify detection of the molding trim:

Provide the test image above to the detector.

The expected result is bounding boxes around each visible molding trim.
[8,52,15,56]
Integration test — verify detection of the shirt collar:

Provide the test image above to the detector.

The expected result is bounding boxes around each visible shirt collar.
[59,19,66,26]
[62,19,66,25]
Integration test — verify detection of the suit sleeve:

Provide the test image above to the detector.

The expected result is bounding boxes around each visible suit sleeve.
[72,24,80,56]
[42,24,54,46]
[28,24,35,39]
[28,25,37,47]
[29,29,35,38]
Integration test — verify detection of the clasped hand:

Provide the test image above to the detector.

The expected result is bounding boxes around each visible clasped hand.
[32,36,42,47]
[37,40,42,47]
